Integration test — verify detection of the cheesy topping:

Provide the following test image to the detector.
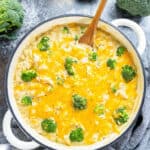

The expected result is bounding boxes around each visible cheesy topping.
[13,23,137,145]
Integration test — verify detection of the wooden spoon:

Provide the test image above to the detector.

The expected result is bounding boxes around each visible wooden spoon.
[79,0,107,46]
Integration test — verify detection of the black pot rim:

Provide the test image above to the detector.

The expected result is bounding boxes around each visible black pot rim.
[4,14,146,150]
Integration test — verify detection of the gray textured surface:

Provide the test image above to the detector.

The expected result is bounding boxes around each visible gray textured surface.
[0,0,150,150]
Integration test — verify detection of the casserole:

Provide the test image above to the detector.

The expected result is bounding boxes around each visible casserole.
[3,15,146,150]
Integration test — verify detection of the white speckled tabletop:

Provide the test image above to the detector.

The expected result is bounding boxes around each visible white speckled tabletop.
[0,0,150,150]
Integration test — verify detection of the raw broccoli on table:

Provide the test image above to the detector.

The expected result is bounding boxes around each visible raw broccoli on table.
[117,0,150,16]
[0,0,24,39]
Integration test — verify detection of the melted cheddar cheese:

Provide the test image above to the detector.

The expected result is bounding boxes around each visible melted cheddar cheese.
[13,24,137,145]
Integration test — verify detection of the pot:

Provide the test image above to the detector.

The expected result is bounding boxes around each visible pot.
[3,15,146,150]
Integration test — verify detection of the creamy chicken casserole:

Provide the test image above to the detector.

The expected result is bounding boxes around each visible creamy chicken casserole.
[13,23,137,145]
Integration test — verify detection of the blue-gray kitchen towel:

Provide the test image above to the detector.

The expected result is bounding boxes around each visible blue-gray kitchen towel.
[0,0,150,150]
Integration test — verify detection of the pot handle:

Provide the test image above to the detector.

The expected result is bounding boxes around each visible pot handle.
[3,110,40,150]
[111,18,146,55]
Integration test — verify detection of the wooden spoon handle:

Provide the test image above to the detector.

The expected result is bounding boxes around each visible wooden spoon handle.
[79,0,107,46]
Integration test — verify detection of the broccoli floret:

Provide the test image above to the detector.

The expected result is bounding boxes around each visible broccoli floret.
[21,96,32,106]
[21,70,37,82]
[116,46,126,56]
[94,104,105,115]
[88,52,98,61]
[63,26,69,34]
[121,65,136,82]
[64,57,77,75]
[107,59,116,69]
[37,36,50,51]
[117,0,150,16]
[41,119,57,133]
[66,67,74,75]
[65,57,77,65]
[0,0,24,39]
[69,128,84,142]
[72,94,87,110]
[114,107,129,125]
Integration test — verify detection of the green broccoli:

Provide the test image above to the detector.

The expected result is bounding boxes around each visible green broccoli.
[64,57,77,75]
[111,86,117,93]
[121,65,136,82]
[107,59,116,69]
[94,104,105,116]
[117,0,150,16]
[63,26,69,34]
[0,0,24,39]
[21,70,37,82]
[41,119,57,133]
[21,96,32,106]
[88,52,98,61]
[37,36,50,51]
[69,128,84,142]
[116,46,126,56]
[114,107,129,125]
[66,67,74,75]
[72,94,87,110]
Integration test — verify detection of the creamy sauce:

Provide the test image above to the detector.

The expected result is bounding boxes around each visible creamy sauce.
[13,24,137,145]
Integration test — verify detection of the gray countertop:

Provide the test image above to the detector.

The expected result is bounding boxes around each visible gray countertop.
[0,0,150,149]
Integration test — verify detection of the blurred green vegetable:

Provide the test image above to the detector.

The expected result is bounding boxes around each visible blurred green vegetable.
[94,104,105,116]
[116,46,126,56]
[117,0,150,16]
[114,107,129,125]
[74,35,79,41]
[121,65,136,82]
[37,36,50,51]
[0,0,24,39]
[89,52,98,61]
[41,119,57,133]
[21,96,32,106]
[111,86,117,93]
[63,26,69,34]
[107,58,116,69]
[64,57,77,75]
[72,94,87,110]
[56,76,64,85]
[69,128,84,142]
[21,70,37,82]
